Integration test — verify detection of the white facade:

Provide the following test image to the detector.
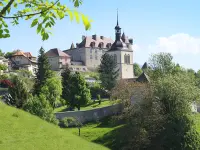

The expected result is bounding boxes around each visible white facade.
[107,50,134,79]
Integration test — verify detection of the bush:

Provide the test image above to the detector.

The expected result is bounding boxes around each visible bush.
[89,83,109,99]
[60,117,76,128]
[23,94,58,125]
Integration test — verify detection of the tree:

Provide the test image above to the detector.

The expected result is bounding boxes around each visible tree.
[41,75,62,109]
[62,69,91,110]
[23,94,58,124]
[6,75,29,108]
[0,64,7,71]
[111,73,200,150]
[34,47,53,94]
[70,72,91,110]
[0,49,4,56]
[98,53,119,91]
[4,50,16,59]
[61,66,72,104]
[0,0,92,40]
[133,63,142,76]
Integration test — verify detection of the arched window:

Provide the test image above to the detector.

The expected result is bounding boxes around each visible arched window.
[127,54,130,64]
[114,54,117,63]
[124,54,127,64]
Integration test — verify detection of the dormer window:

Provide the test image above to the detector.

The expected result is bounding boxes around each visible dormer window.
[90,42,95,48]
[99,42,104,48]
[106,43,111,48]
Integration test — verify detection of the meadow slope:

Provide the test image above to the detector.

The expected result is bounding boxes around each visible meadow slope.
[0,102,109,150]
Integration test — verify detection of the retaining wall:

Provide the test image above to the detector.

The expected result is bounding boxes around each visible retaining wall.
[55,103,123,123]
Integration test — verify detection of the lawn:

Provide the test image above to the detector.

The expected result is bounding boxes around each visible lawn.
[54,99,120,112]
[0,102,109,150]
[67,116,126,150]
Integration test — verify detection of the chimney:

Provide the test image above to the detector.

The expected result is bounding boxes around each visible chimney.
[129,38,133,45]
[100,36,104,40]
[92,34,97,40]
[82,35,86,41]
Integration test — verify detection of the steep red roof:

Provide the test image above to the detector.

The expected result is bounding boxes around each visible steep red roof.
[46,48,71,57]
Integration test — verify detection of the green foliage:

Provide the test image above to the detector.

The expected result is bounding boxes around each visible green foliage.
[0,0,92,40]
[41,75,62,109]
[61,66,72,103]
[98,53,119,91]
[4,51,16,59]
[133,63,142,76]
[70,72,91,109]
[16,69,32,78]
[62,68,91,109]
[61,117,76,128]
[0,74,8,80]
[0,64,7,71]
[23,94,58,124]
[7,75,29,108]
[34,47,53,95]
[89,82,109,99]
[97,94,101,104]
[0,49,4,56]
[0,102,108,150]
[114,73,200,150]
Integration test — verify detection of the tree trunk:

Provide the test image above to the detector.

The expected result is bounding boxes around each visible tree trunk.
[78,128,80,136]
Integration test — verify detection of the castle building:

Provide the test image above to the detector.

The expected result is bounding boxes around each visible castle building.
[63,35,114,71]
[106,12,134,79]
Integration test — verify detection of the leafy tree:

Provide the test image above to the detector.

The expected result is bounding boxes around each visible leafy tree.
[4,51,16,59]
[70,72,91,110]
[0,64,7,70]
[23,94,58,124]
[0,0,92,40]
[34,47,53,94]
[0,49,4,56]
[98,53,119,91]
[133,63,142,76]
[41,75,62,109]
[111,73,200,150]
[6,75,29,108]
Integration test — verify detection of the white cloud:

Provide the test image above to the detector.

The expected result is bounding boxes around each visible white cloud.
[148,33,200,55]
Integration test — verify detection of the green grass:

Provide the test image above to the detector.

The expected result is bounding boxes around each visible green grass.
[0,102,109,150]
[54,99,120,112]
[67,117,126,150]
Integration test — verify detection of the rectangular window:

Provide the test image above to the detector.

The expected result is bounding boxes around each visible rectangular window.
[90,55,92,59]
[95,49,97,53]
[90,48,92,53]
[95,56,98,60]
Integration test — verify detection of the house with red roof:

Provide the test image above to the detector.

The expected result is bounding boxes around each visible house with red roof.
[10,50,37,75]
[45,48,71,71]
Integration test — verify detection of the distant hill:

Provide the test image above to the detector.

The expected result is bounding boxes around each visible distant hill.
[0,102,109,150]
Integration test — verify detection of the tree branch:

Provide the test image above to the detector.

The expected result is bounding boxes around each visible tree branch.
[0,0,59,19]
[0,0,15,16]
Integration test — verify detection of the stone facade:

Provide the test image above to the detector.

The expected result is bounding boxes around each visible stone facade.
[63,35,113,70]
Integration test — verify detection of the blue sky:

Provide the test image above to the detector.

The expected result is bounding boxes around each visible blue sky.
[1,0,200,70]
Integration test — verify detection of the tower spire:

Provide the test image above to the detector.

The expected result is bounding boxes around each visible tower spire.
[117,8,119,26]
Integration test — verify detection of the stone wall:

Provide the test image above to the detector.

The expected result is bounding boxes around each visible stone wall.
[55,103,123,123]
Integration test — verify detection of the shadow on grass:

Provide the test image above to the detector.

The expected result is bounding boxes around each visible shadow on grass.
[92,125,128,150]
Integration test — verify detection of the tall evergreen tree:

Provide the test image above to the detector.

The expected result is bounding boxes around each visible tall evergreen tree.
[70,72,91,110]
[133,63,142,76]
[61,66,72,104]
[34,47,53,94]
[98,53,119,91]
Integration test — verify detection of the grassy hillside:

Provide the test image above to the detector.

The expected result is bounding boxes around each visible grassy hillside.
[0,102,109,150]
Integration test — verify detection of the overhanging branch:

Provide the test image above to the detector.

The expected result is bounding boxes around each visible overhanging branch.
[0,0,59,19]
